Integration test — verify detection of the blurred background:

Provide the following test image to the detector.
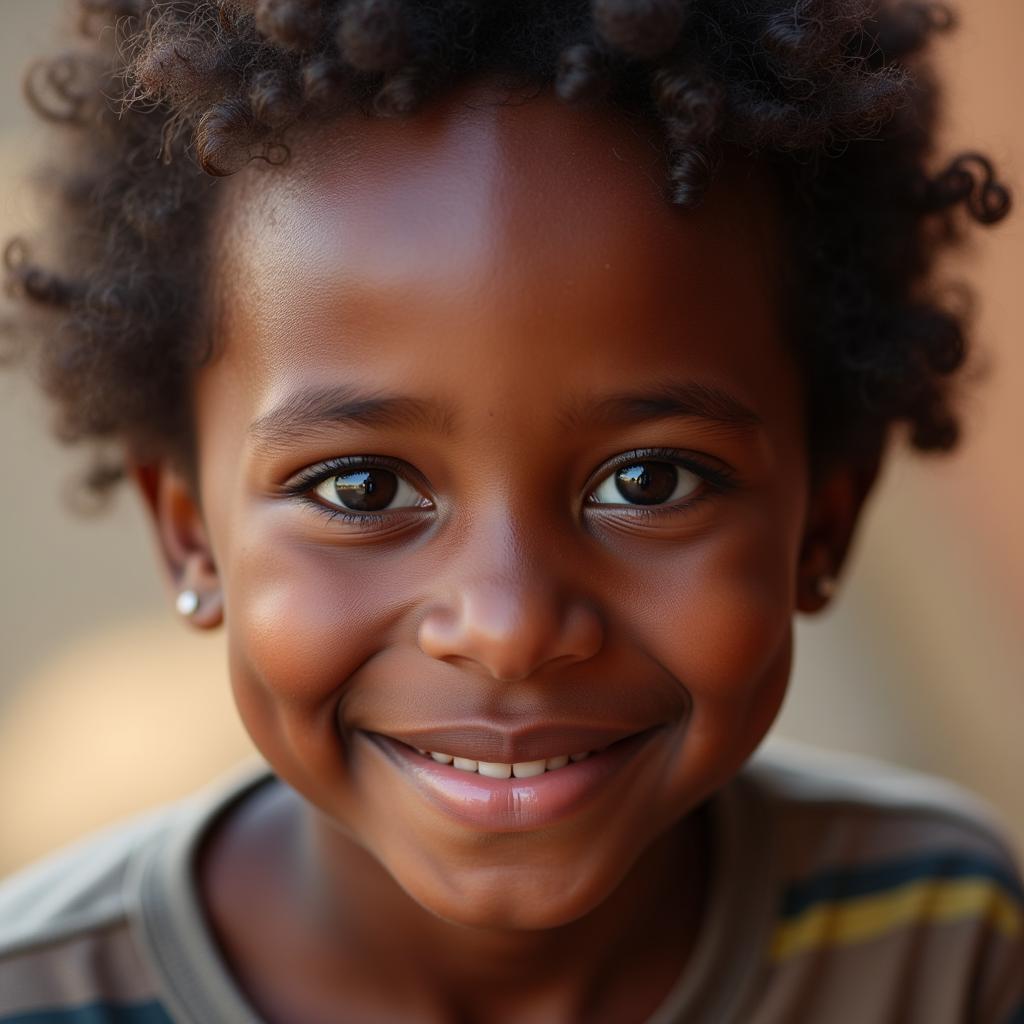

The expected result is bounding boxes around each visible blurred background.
[1,1,1022,874]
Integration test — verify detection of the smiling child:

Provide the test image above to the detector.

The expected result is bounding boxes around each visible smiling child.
[1,1,1022,1022]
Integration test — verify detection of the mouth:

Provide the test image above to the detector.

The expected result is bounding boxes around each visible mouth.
[361,725,666,833]
[414,747,589,779]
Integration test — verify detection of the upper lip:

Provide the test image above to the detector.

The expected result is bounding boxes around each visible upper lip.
[369,722,659,763]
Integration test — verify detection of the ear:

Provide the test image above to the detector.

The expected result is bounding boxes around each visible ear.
[796,454,881,614]
[131,462,223,629]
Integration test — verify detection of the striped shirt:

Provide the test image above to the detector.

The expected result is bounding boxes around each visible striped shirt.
[1,742,1022,1023]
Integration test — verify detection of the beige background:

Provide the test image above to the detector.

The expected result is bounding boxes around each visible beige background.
[1,1,1022,873]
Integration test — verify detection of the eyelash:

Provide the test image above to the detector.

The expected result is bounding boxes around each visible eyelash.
[586,447,738,518]
[281,455,429,527]
[281,448,738,526]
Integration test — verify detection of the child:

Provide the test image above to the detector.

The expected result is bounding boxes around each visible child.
[1,0,1021,1021]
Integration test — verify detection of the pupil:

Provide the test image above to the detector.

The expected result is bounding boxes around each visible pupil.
[333,470,398,511]
[615,462,677,505]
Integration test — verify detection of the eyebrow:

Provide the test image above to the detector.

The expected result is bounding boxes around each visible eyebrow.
[561,381,764,435]
[249,385,453,455]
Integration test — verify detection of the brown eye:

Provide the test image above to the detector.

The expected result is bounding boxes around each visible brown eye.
[313,467,424,513]
[614,462,676,504]
[332,469,397,511]
[591,460,700,507]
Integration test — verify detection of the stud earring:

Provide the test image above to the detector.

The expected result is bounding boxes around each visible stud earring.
[175,589,200,617]
[814,574,837,601]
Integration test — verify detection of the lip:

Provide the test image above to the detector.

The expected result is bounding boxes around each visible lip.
[362,727,664,833]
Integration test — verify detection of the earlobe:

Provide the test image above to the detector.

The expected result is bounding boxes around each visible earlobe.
[796,454,880,614]
[131,462,223,630]
[796,538,839,614]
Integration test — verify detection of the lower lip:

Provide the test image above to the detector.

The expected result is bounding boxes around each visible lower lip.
[362,729,661,833]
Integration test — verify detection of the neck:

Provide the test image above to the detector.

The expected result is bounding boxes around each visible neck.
[296,799,711,1022]
[199,781,713,1024]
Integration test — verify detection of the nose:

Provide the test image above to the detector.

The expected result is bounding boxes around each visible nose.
[417,572,605,683]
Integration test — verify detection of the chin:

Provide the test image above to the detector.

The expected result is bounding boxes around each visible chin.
[397,854,638,932]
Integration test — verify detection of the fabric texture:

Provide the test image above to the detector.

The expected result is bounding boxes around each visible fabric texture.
[1,741,1021,1023]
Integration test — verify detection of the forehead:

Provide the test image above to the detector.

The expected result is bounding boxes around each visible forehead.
[205,78,794,425]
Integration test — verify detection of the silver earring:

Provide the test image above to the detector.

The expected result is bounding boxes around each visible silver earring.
[814,574,837,600]
[175,589,200,617]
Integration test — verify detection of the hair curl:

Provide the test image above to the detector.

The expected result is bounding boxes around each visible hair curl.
[3,0,1012,491]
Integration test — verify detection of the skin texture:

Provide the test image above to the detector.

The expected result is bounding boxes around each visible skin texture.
[138,79,868,1023]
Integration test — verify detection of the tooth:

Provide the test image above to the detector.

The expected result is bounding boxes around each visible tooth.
[570,751,590,762]
[415,748,427,756]
[478,761,512,779]
[430,752,453,764]
[512,759,546,778]
[545,755,570,770]
[453,757,478,773]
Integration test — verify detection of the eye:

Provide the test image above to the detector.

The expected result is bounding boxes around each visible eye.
[312,466,427,513]
[590,459,702,507]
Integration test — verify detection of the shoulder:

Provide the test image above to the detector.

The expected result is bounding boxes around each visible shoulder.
[738,740,1024,1023]
[0,760,271,1023]
[0,802,177,955]
[0,802,179,1021]
[745,738,1022,872]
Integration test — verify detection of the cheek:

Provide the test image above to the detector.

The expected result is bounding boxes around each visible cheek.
[615,506,800,793]
[625,513,797,690]
[659,546,791,693]
[218,518,419,777]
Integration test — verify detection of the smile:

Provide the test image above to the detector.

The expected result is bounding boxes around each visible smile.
[363,727,665,833]
[415,749,590,779]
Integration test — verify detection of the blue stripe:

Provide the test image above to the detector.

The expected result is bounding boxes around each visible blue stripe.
[780,850,1024,919]
[0,1002,173,1024]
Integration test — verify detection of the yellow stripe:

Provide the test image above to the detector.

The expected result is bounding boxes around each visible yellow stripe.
[771,877,1024,961]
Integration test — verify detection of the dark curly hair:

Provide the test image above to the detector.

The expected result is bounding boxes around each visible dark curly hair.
[3,0,1012,493]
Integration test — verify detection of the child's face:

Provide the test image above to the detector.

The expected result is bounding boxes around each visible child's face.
[170,81,824,929]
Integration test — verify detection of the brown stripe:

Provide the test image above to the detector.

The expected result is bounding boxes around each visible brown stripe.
[747,913,1021,1023]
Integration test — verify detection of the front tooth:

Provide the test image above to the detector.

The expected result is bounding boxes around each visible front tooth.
[453,757,478,772]
[570,751,590,762]
[430,752,454,764]
[545,754,569,771]
[512,759,546,778]
[478,761,512,779]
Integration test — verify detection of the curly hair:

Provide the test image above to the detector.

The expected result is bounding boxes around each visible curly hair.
[3,0,1012,492]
